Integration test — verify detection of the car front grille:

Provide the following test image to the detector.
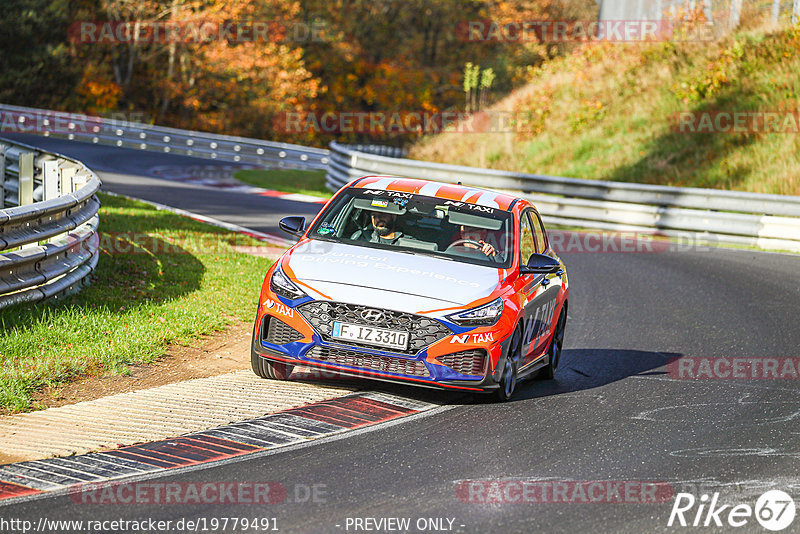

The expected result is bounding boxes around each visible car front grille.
[438,349,487,376]
[305,346,430,377]
[262,316,304,345]
[296,301,452,355]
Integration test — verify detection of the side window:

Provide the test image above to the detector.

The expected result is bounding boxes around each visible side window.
[519,212,536,265]
[531,211,547,253]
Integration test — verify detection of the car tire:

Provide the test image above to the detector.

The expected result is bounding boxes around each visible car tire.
[495,326,522,402]
[538,307,566,380]
[252,353,294,380]
[251,321,294,380]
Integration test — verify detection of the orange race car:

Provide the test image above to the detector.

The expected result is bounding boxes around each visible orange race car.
[251,176,568,401]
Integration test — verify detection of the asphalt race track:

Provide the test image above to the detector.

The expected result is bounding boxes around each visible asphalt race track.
[2,134,800,533]
[2,133,323,237]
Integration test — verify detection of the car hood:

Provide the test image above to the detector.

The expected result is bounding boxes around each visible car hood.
[283,240,501,311]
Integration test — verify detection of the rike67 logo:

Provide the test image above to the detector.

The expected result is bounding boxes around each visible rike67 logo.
[668,490,796,531]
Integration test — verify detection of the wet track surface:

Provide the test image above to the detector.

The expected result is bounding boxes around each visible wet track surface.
[2,134,800,533]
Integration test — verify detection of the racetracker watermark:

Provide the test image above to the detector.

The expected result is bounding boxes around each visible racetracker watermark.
[68,20,331,44]
[0,516,280,533]
[98,231,717,256]
[548,231,714,254]
[98,232,275,255]
[68,481,327,505]
[674,111,800,134]
[667,357,800,380]
[457,20,714,43]
[273,110,537,135]
[0,109,150,136]
[456,480,674,504]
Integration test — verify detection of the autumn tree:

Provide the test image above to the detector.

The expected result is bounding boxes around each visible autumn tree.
[0,0,599,145]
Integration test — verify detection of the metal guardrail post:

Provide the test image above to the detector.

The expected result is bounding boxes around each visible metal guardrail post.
[59,163,77,196]
[42,159,60,244]
[42,159,59,201]
[72,171,88,192]
[0,144,5,208]
[18,151,35,249]
[18,152,34,206]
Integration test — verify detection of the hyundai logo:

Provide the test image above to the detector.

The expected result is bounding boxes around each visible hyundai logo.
[360,309,385,323]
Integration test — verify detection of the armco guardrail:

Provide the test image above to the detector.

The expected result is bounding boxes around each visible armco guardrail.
[327,141,800,252]
[0,137,100,308]
[0,103,329,170]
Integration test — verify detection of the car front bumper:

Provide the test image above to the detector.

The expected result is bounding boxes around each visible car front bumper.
[251,323,510,392]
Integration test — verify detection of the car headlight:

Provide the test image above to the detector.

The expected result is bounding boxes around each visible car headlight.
[270,265,307,300]
[447,297,504,326]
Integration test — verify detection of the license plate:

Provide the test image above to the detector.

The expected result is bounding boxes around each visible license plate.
[332,321,409,351]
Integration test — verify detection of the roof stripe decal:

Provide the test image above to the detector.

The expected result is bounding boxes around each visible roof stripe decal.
[476,192,499,208]
[417,183,442,197]
[366,177,395,190]
[349,176,518,211]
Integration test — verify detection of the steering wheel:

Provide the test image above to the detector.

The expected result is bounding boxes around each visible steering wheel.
[445,239,483,251]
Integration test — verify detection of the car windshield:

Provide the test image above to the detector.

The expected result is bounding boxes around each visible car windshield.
[308,188,514,268]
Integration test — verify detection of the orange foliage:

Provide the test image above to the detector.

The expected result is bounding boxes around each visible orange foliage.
[58,0,598,145]
[75,65,122,114]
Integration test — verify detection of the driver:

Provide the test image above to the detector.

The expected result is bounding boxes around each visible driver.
[451,225,499,259]
[351,210,408,245]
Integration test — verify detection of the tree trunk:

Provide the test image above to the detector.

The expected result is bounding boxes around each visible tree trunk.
[704,0,713,25]
[729,0,743,29]
[159,0,180,120]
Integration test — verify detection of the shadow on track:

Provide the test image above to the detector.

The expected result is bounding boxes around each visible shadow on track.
[281,349,679,406]
[510,348,678,402]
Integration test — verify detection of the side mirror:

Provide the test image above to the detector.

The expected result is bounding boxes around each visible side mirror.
[519,253,561,275]
[279,216,306,238]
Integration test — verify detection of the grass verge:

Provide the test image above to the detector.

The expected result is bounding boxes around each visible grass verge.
[0,193,273,413]
[234,168,332,198]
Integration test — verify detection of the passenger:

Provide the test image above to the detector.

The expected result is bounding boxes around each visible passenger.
[351,210,409,245]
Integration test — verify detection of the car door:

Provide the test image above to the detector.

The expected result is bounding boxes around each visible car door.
[518,209,561,368]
